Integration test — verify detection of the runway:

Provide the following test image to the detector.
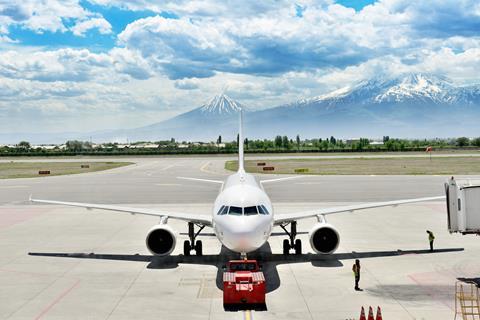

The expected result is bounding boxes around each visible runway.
[0,156,478,319]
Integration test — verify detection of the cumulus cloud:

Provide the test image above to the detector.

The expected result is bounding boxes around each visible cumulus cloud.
[71,17,112,37]
[88,0,328,18]
[174,79,200,90]
[0,47,155,83]
[0,0,112,37]
[118,13,374,79]
[115,0,480,81]
[1,0,480,134]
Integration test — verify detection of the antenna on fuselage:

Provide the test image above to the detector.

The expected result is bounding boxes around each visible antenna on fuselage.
[238,108,244,173]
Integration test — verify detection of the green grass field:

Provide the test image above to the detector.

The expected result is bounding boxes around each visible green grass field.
[225,157,480,175]
[0,161,132,179]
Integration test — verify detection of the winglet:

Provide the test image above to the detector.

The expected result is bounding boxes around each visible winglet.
[29,194,33,202]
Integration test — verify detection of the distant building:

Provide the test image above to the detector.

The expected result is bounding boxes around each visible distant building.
[31,145,58,150]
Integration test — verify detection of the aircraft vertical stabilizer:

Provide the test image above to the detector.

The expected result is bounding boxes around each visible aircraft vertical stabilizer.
[238,108,245,172]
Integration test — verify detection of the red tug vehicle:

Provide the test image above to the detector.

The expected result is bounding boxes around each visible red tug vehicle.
[223,259,266,310]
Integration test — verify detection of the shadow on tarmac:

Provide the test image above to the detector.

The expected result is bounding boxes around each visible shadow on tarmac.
[29,246,463,294]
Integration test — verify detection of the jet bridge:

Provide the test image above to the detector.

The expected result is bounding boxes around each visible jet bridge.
[445,177,480,235]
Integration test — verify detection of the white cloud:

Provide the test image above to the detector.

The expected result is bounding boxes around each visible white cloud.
[174,79,199,90]
[0,0,112,38]
[1,0,480,135]
[71,17,112,37]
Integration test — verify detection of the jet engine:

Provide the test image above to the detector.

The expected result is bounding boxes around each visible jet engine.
[145,224,176,256]
[309,223,340,254]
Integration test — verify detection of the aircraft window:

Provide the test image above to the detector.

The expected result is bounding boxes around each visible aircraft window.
[228,206,243,215]
[217,205,228,215]
[244,206,258,216]
[258,205,269,215]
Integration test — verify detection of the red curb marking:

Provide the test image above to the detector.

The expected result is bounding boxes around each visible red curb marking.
[34,280,80,320]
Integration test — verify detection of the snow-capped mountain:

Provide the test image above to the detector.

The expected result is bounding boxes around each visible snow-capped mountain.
[296,73,479,107]
[243,73,480,138]
[3,74,479,143]
[120,74,479,140]
[373,74,452,103]
[200,94,243,115]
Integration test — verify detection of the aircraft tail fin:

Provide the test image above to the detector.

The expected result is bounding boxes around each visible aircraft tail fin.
[238,108,244,172]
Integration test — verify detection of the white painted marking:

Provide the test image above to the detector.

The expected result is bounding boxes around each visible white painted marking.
[0,185,28,189]
[160,164,177,171]
[294,182,323,185]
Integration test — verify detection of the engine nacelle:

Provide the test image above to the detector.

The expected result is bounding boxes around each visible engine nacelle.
[145,224,176,256]
[309,223,340,254]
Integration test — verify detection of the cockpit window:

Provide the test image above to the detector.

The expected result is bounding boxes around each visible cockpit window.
[217,205,228,215]
[244,206,258,216]
[228,206,243,215]
[258,205,269,215]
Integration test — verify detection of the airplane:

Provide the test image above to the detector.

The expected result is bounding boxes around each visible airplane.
[31,110,445,257]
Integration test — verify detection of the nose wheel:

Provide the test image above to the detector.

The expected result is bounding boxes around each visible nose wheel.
[280,221,302,255]
[184,222,205,256]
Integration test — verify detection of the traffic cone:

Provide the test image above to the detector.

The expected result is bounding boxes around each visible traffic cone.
[376,306,383,320]
[359,306,366,320]
[367,306,375,320]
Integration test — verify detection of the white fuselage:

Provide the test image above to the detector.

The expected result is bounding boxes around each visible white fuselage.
[212,169,274,253]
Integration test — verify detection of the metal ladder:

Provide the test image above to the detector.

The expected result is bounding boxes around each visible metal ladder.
[455,281,480,320]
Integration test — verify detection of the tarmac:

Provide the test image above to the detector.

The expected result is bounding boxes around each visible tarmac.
[0,155,479,319]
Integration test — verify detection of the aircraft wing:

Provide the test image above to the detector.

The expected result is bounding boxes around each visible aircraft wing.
[274,196,445,225]
[30,197,212,226]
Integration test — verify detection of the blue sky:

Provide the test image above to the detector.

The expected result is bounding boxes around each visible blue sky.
[0,0,479,134]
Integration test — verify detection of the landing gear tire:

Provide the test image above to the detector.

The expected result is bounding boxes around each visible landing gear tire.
[294,239,302,255]
[283,239,290,255]
[183,240,191,256]
[195,240,203,256]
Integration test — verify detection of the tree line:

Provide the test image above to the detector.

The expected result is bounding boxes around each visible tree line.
[2,135,480,156]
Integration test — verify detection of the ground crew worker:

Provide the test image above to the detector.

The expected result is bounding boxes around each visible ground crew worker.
[352,259,362,291]
[426,230,435,251]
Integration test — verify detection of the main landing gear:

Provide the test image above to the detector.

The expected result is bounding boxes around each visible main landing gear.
[280,221,302,255]
[184,222,205,256]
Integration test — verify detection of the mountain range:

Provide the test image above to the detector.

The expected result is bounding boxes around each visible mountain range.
[2,74,479,143]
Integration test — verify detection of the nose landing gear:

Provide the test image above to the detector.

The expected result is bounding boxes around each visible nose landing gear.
[280,221,302,255]
[184,222,205,256]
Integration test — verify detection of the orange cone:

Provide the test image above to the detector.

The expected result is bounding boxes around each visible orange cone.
[367,306,375,320]
[359,306,366,320]
[376,306,383,320]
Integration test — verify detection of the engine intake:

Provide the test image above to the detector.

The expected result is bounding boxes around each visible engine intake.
[146,224,176,256]
[309,223,340,254]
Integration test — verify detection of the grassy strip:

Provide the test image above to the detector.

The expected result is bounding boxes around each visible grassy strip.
[225,157,480,175]
[0,162,132,179]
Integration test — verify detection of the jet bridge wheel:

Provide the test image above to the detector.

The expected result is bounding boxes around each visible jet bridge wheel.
[183,240,191,256]
[195,240,203,256]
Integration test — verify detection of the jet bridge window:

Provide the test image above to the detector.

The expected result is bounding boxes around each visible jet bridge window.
[244,206,258,216]
[217,205,229,215]
[228,206,243,215]
[258,205,269,215]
